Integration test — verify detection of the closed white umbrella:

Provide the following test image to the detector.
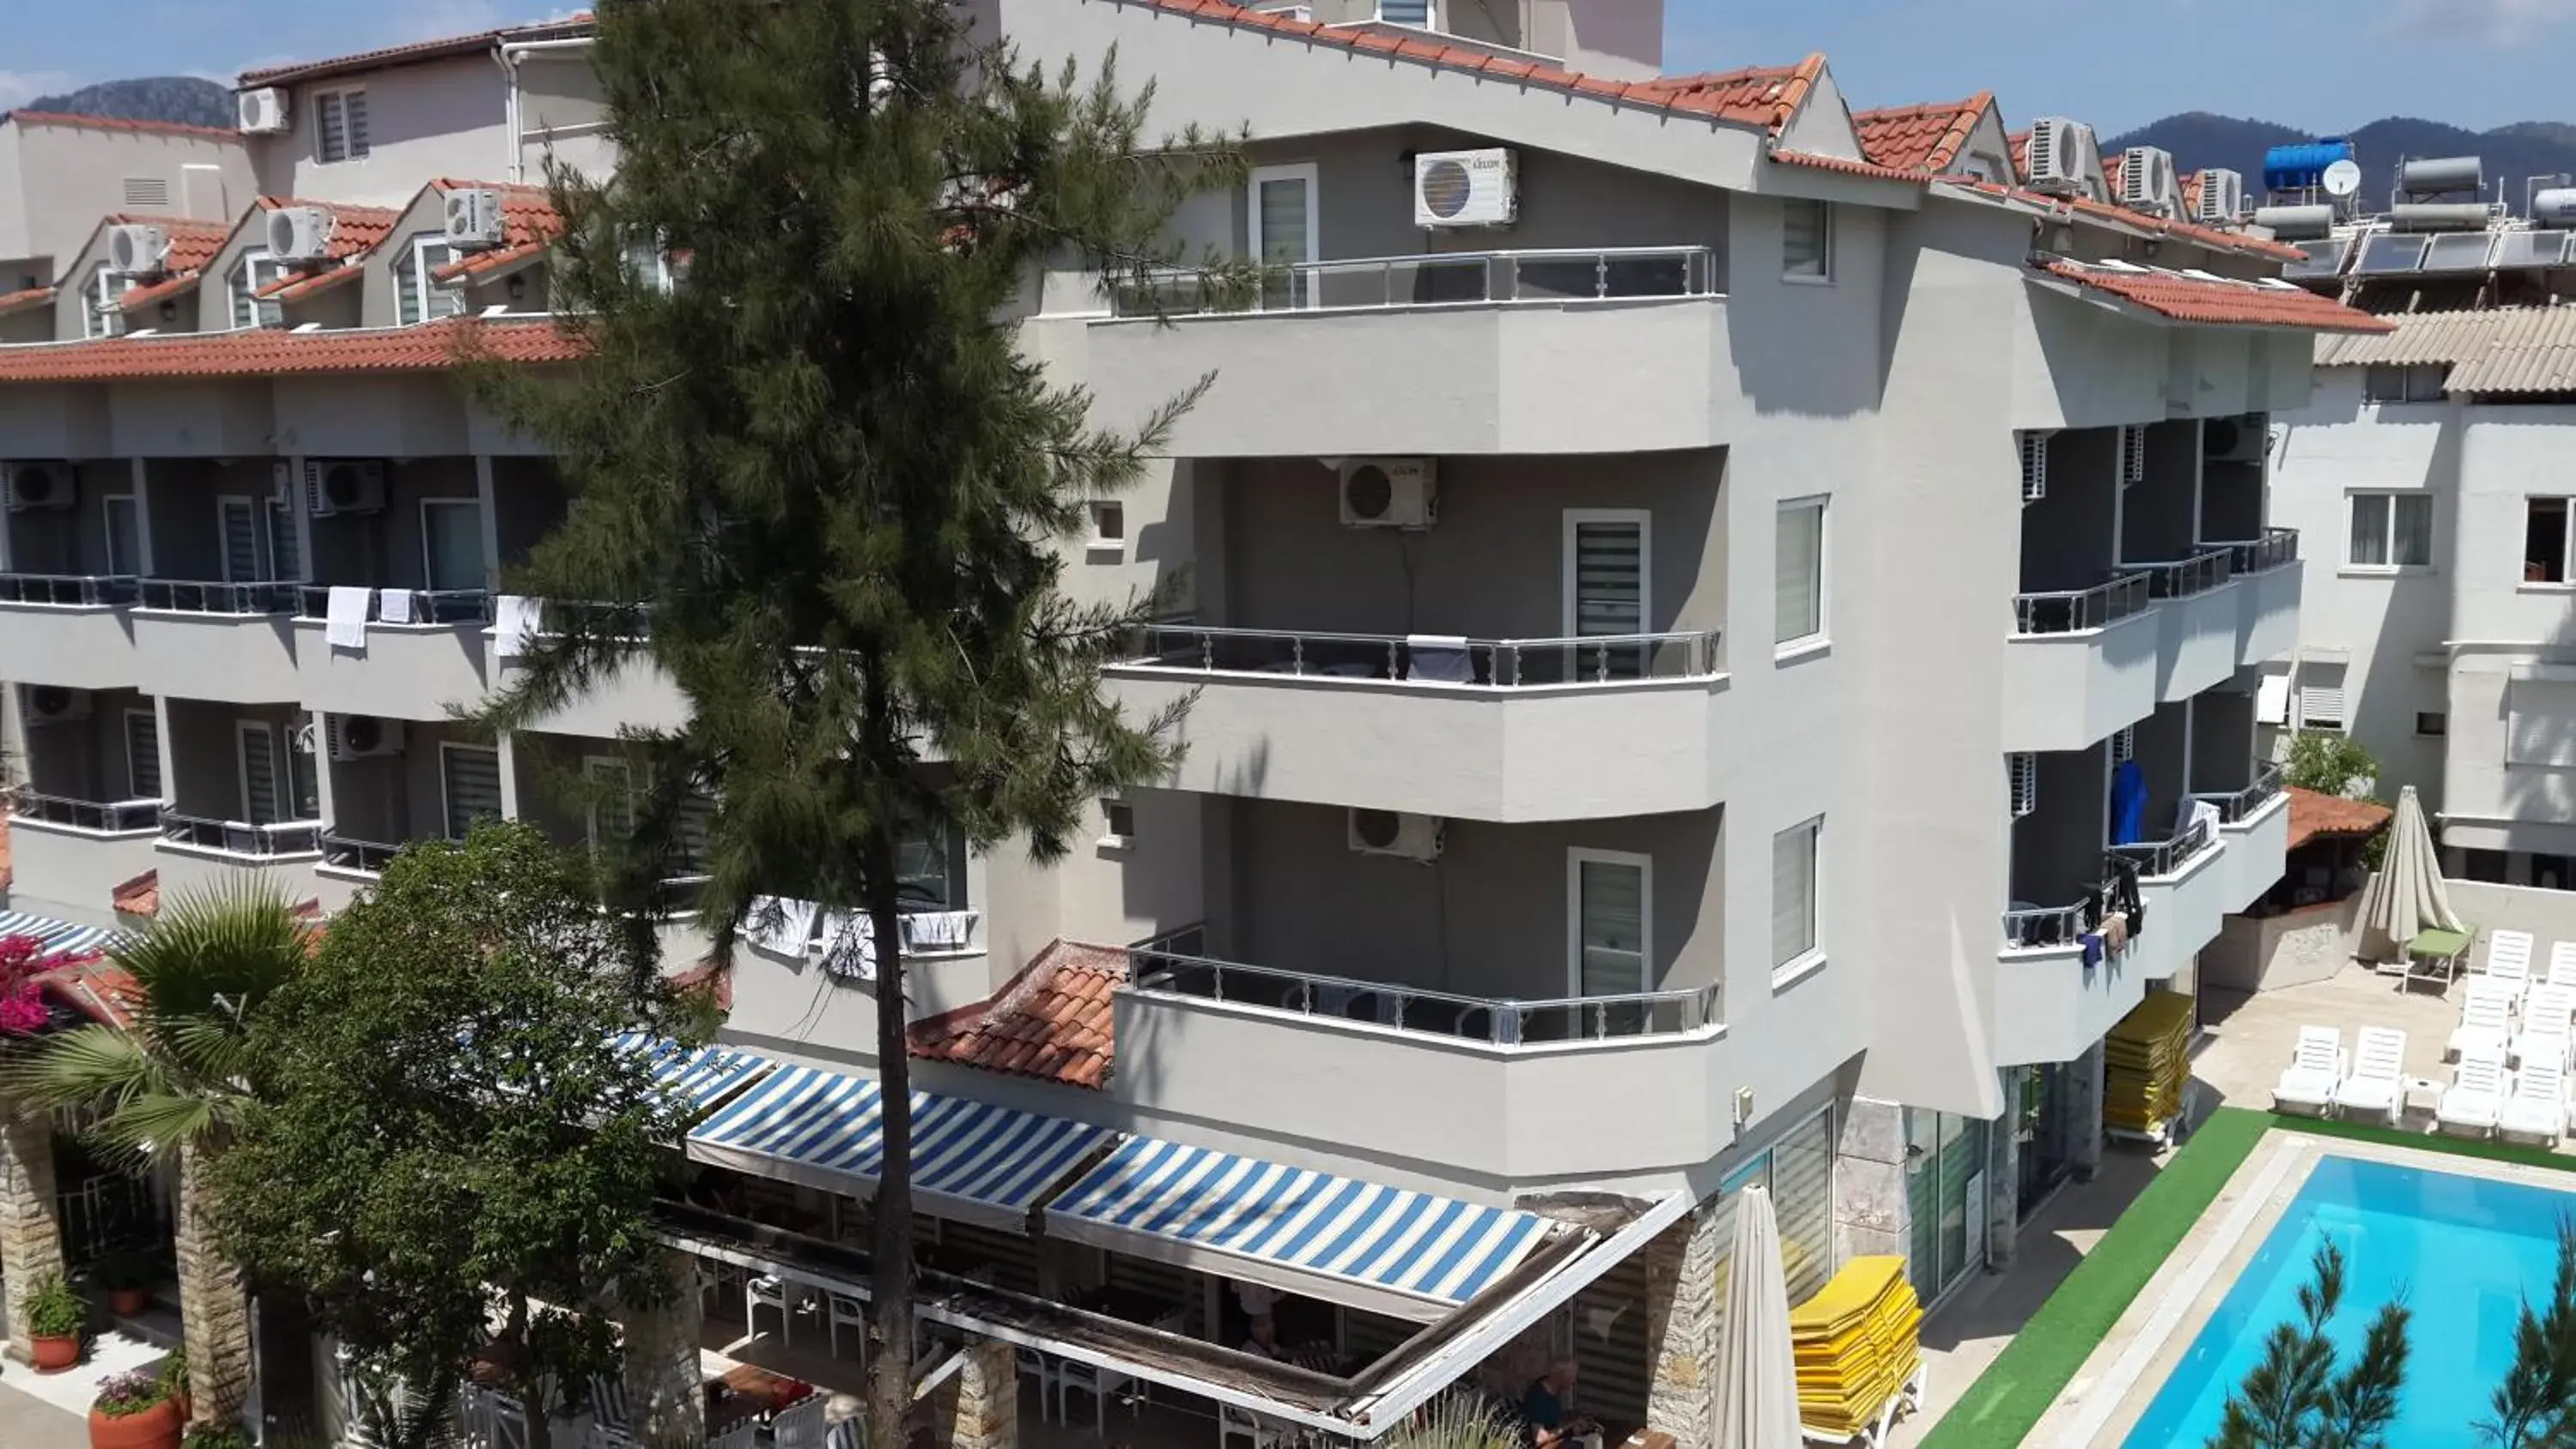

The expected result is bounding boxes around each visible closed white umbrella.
[1712,1185,1801,1449]
[2357,785,2464,963]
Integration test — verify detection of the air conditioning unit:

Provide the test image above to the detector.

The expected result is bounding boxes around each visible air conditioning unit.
[327,713,406,761]
[305,458,386,517]
[2203,415,2265,464]
[4,460,75,512]
[2008,753,2038,819]
[2119,146,2179,215]
[445,187,506,250]
[2195,168,2246,225]
[266,205,335,264]
[106,224,169,277]
[2111,725,2136,765]
[1413,149,1517,229]
[2120,424,2148,485]
[2025,118,2100,197]
[1337,458,1437,530]
[1348,809,1444,862]
[2018,431,2051,504]
[25,686,91,725]
[236,87,289,135]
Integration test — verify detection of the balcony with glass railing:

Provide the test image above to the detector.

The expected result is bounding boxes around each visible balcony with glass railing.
[2201,527,2302,666]
[0,573,140,688]
[289,585,497,721]
[5,791,162,917]
[2004,571,2160,753]
[1105,623,1732,821]
[2189,761,2292,914]
[1109,926,1734,1180]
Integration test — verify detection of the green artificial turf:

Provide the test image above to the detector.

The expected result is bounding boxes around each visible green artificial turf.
[1917,1108,2576,1448]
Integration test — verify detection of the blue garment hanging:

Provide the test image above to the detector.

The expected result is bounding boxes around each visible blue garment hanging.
[2111,760,2149,845]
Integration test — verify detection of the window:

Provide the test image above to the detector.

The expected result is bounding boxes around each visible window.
[85,265,125,339]
[895,822,968,909]
[314,89,370,164]
[393,236,463,328]
[230,251,283,330]
[1775,496,1827,649]
[421,499,485,593]
[125,709,161,801]
[2362,363,2445,403]
[1783,199,1832,282]
[2417,711,2448,737]
[2528,498,2572,584]
[1567,849,1650,1000]
[1087,500,1125,549]
[218,496,267,582]
[1100,798,1135,846]
[440,743,504,840]
[2463,848,2508,884]
[268,497,301,582]
[1564,510,1649,677]
[102,494,141,575]
[235,721,281,826]
[1248,163,1317,310]
[287,713,319,820]
[2298,661,2348,731]
[1771,815,1822,976]
[1710,1106,1838,1308]
[2347,491,2432,568]
[586,757,637,852]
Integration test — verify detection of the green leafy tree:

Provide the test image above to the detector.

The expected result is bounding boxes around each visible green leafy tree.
[2211,1240,2409,1449]
[15,882,309,1431]
[2281,731,2382,799]
[470,0,1248,1440]
[206,825,690,1449]
[2481,1220,2576,1446]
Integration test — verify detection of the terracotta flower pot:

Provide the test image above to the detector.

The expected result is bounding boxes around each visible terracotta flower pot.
[88,1396,181,1449]
[106,1288,151,1318]
[32,1333,82,1373]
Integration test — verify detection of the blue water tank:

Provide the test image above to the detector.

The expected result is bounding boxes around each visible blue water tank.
[2263,138,2358,192]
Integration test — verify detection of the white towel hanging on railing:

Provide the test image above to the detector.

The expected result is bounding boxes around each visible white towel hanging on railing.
[325,585,370,651]
[493,595,544,660]
[747,895,817,959]
[377,588,416,626]
[902,909,977,951]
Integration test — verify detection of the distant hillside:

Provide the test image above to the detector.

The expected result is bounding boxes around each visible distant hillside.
[21,77,231,130]
[2105,112,2576,210]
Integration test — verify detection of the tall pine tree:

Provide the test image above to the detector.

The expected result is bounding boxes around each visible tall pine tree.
[473,0,1247,1440]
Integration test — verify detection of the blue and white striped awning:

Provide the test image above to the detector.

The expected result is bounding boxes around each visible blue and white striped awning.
[0,911,118,961]
[610,1033,774,1119]
[687,1064,1114,1231]
[1044,1137,1558,1320]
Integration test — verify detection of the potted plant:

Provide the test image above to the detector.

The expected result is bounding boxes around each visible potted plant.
[179,1431,251,1449]
[156,1349,191,1425]
[22,1272,85,1371]
[94,1250,156,1317]
[88,1367,180,1449]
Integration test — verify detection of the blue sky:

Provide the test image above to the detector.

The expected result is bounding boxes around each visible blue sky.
[3,0,2569,136]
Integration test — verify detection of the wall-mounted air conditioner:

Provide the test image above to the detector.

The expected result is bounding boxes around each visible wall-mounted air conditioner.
[237,88,289,135]
[445,187,506,250]
[2196,168,2245,225]
[2203,415,2265,464]
[106,224,170,276]
[1413,149,1517,229]
[1348,809,1444,862]
[1337,458,1437,530]
[328,713,406,761]
[2025,118,2101,198]
[305,458,386,517]
[25,686,91,724]
[4,460,75,512]
[2119,146,2179,215]
[267,206,335,264]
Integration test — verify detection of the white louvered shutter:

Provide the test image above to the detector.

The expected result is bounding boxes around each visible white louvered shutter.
[2008,753,2038,818]
[1771,820,1818,967]
[2299,663,2348,730]
[2019,431,2050,503]
[2121,424,2148,484]
[442,746,504,840]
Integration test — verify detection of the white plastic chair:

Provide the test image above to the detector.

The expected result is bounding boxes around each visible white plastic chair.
[2334,1026,2409,1125]
[1018,1349,1056,1422]
[2439,1053,2509,1137]
[747,1276,793,1346]
[771,1397,829,1449]
[1056,1359,1137,1437]
[1220,1403,1295,1449]
[2488,930,2537,1004]
[2273,1025,2343,1116]
[2503,1058,2570,1146]
[828,1291,867,1361]
[2451,979,2516,1063]
[2516,989,2574,1071]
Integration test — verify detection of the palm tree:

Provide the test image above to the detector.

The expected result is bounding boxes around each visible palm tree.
[15,881,308,1432]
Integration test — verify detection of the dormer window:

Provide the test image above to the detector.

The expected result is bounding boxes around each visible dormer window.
[231,251,284,329]
[392,235,463,327]
[86,264,126,339]
[314,89,370,165]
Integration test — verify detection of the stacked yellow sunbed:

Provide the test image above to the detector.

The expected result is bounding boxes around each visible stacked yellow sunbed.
[1789,1255,1923,1440]
[2105,990,2196,1138]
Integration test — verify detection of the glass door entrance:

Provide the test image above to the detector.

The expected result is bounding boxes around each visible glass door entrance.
[1904,1109,1989,1304]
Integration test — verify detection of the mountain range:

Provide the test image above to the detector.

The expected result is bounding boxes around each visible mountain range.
[21,77,232,130]
[2105,114,2576,211]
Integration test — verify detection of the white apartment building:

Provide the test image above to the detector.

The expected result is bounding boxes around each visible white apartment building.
[2271,180,2576,888]
[0,7,2385,1441]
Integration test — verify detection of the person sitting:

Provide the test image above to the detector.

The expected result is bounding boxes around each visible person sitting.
[1241,1315,1284,1361]
[1522,1358,1598,1449]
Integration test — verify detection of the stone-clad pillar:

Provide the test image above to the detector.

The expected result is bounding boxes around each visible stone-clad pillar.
[2070,1040,2108,1182]
[623,1250,708,1449]
[939,1337,1018,1449]
[1985,1068,2024,1272]
[0,1106,64,1364]
[1642,1199,1723,1449]
[1833,1096,1910,1264]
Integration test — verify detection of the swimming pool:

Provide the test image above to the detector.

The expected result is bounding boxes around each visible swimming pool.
[2123,1155,2576,1446]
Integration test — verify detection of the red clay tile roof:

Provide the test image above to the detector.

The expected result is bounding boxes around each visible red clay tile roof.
[4,110,241,144]
[1772,150,1935,183]
[2287,787,2393,852]
[909,939,1127,1089]
[258,197,402,262]
[2037,259,2394,333]
[670,956,732,1011]
[38,957,139,1030]
[432,179,566,241]
[118,273,202,313]
[0,287,57,318]
[0,316,585,383]
[1627,53,1827,135]
[238,15,595,88]
[1852,94,1991,173]
[2008,130,2030,179]
[262,265,363,304]
[1941,177,2306,263]
[111,870,159,919]
[431,237,550,285]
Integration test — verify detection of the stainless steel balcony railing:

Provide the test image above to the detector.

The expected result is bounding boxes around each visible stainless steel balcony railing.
[2128,545,2237,600]
[10,793,161,834]
[319,833,405,874]
[2002,897,2102,950]
[137,579,300,615]
[2107,815,2218,879]
[1125,625,1721,686]
[0,573,138,607]
[1128,936,1722,1046]
[2188,761,2287,824]
[159,813,323,857]
[295,587,494,626]
[2011,573,2152,635]
[2204,528,2300,577]
[1110,246,1721,318]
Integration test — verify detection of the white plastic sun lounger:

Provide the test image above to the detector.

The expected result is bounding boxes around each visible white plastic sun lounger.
[2548,940,2576,992]
[2485,930,2537,1005]
[2273,1025,2344,1117]
[2438,1052,2510,1138]
[2334,1027,2409,1125]
[2502,1058,2570,1147]
[2451,979,2516,1064]
[2516,985,2576,1070]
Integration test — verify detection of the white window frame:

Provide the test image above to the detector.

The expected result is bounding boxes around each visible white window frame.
[313,88,369,165]
[1771,815,1826,985]
[1775,494,1830,654]
[231,249,284,330]
[101,494,141,575]
[439,741,504,842]
[2526,495,2575,589]
[1782,198,1833,284]
[1247,162,1320,309]
[1560,507,1653,639]
[124,707,161,802]
[397,234,462,328]
[2344,489,2433,573]
[86,264,125,338]
[1098,797,1135,850]
[234,719,279,826]
[216,495,270,582]
[1085,500,1126,557]
[419,497,486,594]
[1564,846,1654,1000]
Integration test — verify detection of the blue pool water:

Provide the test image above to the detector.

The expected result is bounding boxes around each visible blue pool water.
[2123,1155,2576,1446]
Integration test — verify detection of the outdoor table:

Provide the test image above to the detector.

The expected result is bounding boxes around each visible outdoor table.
[2406,926,2473,986]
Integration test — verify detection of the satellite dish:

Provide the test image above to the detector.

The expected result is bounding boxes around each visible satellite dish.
[2323,160,2363,198]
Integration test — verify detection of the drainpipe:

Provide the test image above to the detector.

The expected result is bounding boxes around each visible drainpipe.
[496,37,599,185]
